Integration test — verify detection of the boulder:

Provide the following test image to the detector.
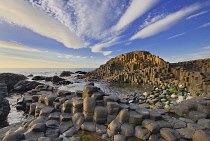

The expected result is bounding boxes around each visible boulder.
[94,106,107,124]
[0,98,10,123]
[121,123,135,137]
[197,119,210,129]
[192,130,210,141]
[13,80,42,92]
[129,111,142,125]
[134,126,151,140]
[107,119,121,137]
[60,71,74,77]
[0,73,27,92]
[59,121,73,133]
[96,124,107,134]
[160,128,181,141]
[32,76,46,81]
[81,122,96,132]
[116,109,129,124]
[83,97,96,114]
[52,76,65,84]
[107,102,119,116]
[114,134,126,141]
[2,132,25,141]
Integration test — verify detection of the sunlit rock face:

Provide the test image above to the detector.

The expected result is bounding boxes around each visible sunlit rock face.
[84,51,210,96]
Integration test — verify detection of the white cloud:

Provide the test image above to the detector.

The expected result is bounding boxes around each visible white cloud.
[198,22,210,28]
[203,46,210,49]
[0,41,40,52]
[186,11,208,20]
[125,42,132,46]
[130,3,201,40]
[140,14,165,28]
[91,37,121,56]
[165,50,210,63]
[114,0,160,31]
[168,32,186,40]
[29,0,125,40]
[57,54,89,59]
[0,0,84,49]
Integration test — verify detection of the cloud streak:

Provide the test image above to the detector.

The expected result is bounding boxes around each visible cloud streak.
[0,0,84,49]
[91,37,121,56]
[130,3,200,40]
[198,22,210,28]
[186,11,208,20]
[114,0,160,31]
[168,32,186,40]
[0,41,40,52]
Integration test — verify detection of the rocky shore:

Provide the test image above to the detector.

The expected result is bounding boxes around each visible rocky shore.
[0,82,209,141]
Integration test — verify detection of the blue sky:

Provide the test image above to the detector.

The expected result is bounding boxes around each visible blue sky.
[0,0,210,68]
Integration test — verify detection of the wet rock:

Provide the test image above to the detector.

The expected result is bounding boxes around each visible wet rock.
[0,73,27,92]
[52,76,65,84]
[13,80,42,92]
[60,71,73,77]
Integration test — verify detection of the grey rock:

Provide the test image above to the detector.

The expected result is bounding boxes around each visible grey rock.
[134,126,151,140]
[121,123,135,137]
[63,126,79,137]
[197,119,210,129]
[46,120,60,128]
[96,124,107,134]
[59,121,73,133]
[30,123,46,132]
[160,128,181,141]
[116,109,129,124]
[177,128,194,139]
[192,130,210,141]
[114,134,126,141]
[81,122,96,132]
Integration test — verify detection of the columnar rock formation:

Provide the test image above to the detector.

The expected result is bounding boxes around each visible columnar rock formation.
[1,84,210,141]
[85,51,210,96]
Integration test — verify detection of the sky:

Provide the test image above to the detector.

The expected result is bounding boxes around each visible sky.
[0,0,210,68]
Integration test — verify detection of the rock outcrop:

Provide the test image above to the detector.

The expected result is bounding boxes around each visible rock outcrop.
[13,80,43,92]
[59,71,74,77]
[1,83,210,141]
[85,51,210,96]
[0,83,10,126]
[0,73,27,92]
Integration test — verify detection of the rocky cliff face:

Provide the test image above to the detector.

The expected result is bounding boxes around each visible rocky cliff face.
[85,51,210,96]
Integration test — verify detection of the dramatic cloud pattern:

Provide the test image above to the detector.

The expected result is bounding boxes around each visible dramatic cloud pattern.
[0,0,209,68]
[130,4,200,40]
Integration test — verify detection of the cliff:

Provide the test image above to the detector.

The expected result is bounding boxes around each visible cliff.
[85,51,210,95]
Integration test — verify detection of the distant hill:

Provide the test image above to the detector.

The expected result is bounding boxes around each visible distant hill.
[85,51,210,95]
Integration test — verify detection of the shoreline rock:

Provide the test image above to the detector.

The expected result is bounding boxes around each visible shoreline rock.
[0,83,209,141]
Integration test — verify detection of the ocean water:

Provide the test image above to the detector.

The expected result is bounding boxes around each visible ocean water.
[0,68,95,76]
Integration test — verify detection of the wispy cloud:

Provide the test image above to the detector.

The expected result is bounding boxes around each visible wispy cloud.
[130,3,201,40]
[203,46,210,49]
[114,0,160,31]
[198,22,210,28]
[166,50,210,63]
[140,14,165,28]
[168,32,186,40]
[91,37,121,56]
[57,54,88,59]
[186,11,208,20]
[0,41,40,52]
[0,0,84,49]
[29,0,124,40]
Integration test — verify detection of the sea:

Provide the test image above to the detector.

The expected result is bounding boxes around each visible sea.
[0,68,95,76]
